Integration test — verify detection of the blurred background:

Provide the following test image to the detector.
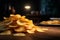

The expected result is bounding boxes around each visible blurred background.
[0,0,60,22]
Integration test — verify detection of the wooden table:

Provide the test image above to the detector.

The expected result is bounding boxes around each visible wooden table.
[0,26,60,40]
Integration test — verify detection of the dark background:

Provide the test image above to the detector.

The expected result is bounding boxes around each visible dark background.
[0,0,60,21]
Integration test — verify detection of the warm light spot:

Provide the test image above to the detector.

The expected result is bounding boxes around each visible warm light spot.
[25,5,31,10]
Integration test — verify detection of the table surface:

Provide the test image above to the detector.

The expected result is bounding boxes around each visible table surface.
[0,26,60,40]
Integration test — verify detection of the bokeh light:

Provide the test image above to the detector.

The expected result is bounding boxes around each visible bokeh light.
[24,5,31,10]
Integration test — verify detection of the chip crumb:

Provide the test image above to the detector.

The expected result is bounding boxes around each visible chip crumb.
[13,33,26,36]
